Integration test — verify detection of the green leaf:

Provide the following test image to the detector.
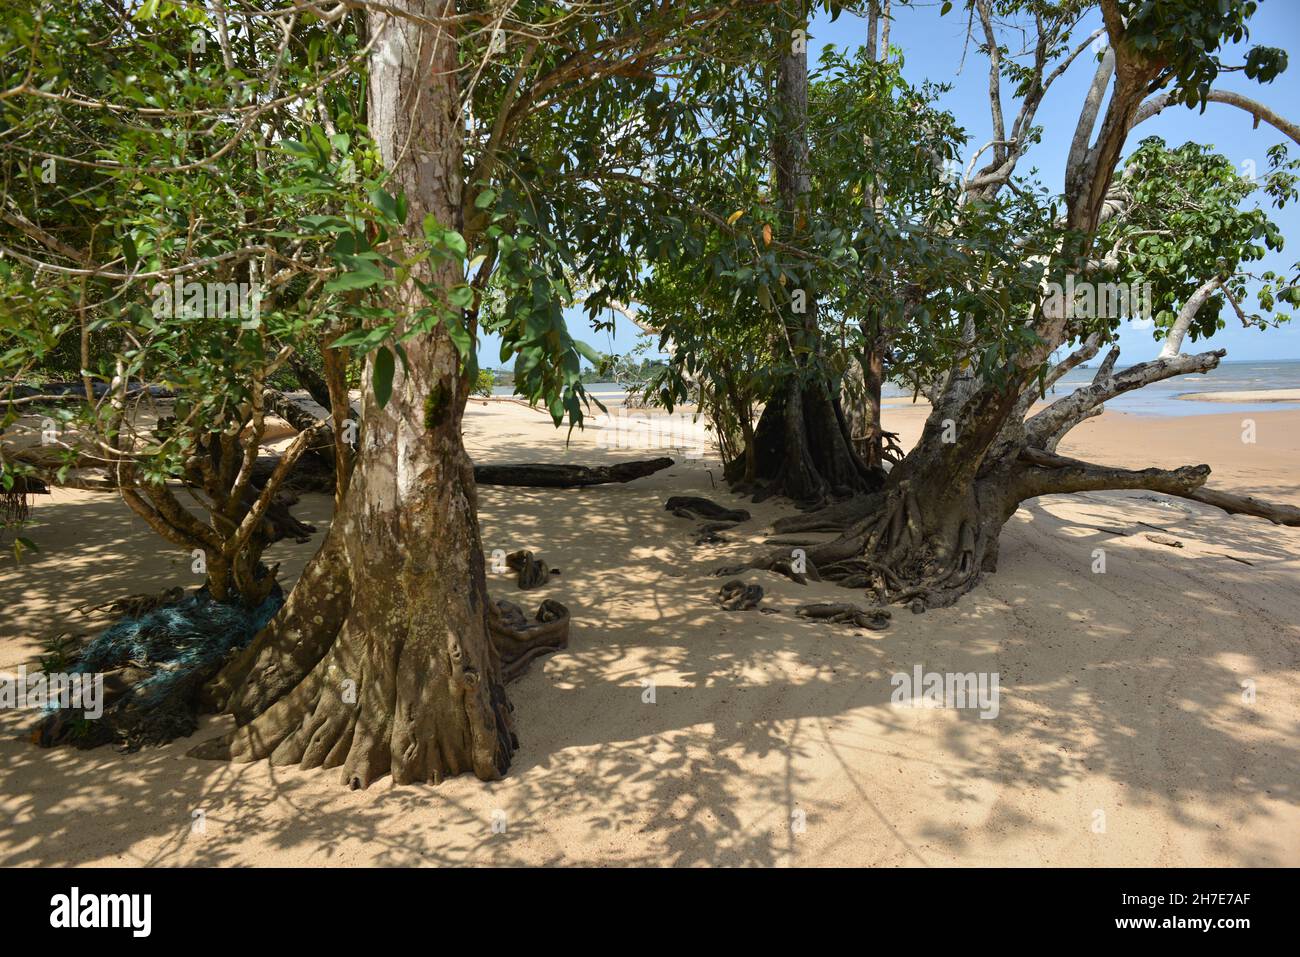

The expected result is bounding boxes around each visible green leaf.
[300,214,353,233]
[444,314,473,361]
[324,261,386,292]
[574,339,604,365]
[442,231,468,258]
[370,188,401,224]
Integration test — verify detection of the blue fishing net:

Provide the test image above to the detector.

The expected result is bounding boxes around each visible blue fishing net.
[40,584,284,750]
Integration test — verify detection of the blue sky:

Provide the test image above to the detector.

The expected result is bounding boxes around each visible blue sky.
[480,0,1300,368]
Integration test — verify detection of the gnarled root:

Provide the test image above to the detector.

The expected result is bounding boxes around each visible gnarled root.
[506,549,560,590]
[798,482,985,609]
[202,527,352,722]
[716,579,764,610]
[488,598,570,683]
[189,611,517,789]
[770,492,882,534]
[796,602,891,631]
[730,481,992,611]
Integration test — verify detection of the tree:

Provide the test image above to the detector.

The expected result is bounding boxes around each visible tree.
[199,0,798,785]
[194,0,529,786]
[4,0,799,783]
[741,2,879,502]
[728,0,1300,608]
[0,1,364,604]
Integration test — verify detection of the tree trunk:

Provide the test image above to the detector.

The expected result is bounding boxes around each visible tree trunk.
[740,4,879,504]
[841,335,886,469]
[191,0,517,788]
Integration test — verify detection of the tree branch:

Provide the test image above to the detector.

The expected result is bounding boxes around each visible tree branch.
[1023,348,1224,449]
[1014,447,1209,502]
[1133,89,1300,146]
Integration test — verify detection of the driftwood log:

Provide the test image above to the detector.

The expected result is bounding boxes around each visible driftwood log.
[250,451,675,493]
[475,457,674,487]
[665,496,751,523]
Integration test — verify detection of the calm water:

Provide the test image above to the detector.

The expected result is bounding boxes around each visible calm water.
[880,359,1300,416]
[494,361,1300,416]
[1026,358,1299,416]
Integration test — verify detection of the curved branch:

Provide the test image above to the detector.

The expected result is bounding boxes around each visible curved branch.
[1024,348,1224,449]
[1133,89,1300,146]
[1158,276,1226,359]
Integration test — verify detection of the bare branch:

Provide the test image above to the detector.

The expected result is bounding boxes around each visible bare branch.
[1134,89,1300,146]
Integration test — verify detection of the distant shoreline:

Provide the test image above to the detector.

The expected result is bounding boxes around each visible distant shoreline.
[1176,389,1300,403]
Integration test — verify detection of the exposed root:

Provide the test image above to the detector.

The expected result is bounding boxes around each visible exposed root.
[693,522,735,545]
[190,609,517,788]
[76,587,185,619]
[506,549,560,590]
[488,597,570,683]
[716,579,764,611]
[665,496,751,523]
[732,480,991,611]
[202,528,352,722]
[795,602,891,631]
[771,492,881,534]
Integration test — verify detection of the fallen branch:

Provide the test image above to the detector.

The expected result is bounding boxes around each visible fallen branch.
[475,457,674,487]
[1185,487,1300,527]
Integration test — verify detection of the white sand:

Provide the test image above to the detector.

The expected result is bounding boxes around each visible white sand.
[0,401,1296,866]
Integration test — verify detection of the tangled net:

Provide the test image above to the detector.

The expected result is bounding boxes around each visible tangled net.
[36,585,283,751]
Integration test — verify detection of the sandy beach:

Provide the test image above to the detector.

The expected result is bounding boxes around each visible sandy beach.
[1,398,1297,867]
